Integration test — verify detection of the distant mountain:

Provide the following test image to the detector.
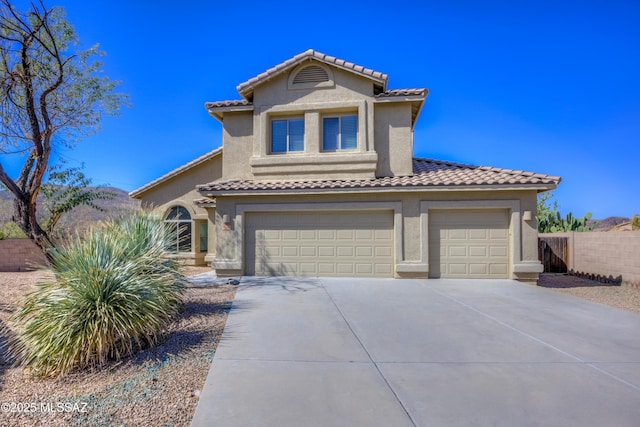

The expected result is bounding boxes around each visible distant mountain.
[0,190,13,201]
[0,187,140,237]
[591,216,631,231]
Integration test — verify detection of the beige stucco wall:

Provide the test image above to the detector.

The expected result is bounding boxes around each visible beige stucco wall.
[138,155,221,216]
[540,231,640,285]
[228,64,415,181]
[222,111,254,180]
[137,155,222,266]
[253,65,375,106]
[374,102,413,176]
[212,189,541,281]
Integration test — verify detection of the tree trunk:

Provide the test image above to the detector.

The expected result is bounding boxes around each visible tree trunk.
[13,194,54,265]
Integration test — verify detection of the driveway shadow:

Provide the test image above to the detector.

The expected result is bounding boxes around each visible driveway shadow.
[237,276,322,294]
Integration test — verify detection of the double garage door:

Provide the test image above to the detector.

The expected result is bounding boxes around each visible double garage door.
[428,209,510,279]
[245,211,394,277]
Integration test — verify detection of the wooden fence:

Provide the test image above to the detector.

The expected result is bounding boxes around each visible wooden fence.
[538,232,640,285]
[538,236,569,273]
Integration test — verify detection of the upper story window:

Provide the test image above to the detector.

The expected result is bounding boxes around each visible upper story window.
[271,118,304,153]
[323,115,357,151]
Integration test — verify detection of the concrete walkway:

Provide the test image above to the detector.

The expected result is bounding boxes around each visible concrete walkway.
[191,277,640,427]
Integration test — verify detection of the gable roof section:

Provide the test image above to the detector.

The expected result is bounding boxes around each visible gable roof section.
[197,158,561,195]
[375,88,429,127]
[236,49,389,100]
[130,147,223,198]
[205,99,254,121]
[205,51,427,122]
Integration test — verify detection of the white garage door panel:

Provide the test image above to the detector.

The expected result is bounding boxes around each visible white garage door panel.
[429,209,510,279]
[246,211,394,277]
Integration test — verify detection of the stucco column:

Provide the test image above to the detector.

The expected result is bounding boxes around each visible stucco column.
[306,110,320,154]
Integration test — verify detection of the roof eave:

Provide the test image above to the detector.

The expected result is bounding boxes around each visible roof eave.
[130,147,223,198]
[205,104,254,122]
[194,199,217,208]
[374,94,427,128]
[198,182,560,198]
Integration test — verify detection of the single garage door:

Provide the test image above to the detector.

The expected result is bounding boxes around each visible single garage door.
[428,209,509,278]
[245,211,394,277]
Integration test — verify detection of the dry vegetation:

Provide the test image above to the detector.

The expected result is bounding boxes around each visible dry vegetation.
[1,269,639,426]
[0,188,140,239]
[0,267,236,427]
[539,273,640,314]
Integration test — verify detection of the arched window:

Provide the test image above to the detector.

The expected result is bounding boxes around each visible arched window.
[165,206,192,253]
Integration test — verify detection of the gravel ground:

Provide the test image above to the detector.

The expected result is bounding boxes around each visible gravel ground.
[1,270,639,426]
[0,266,236,427]
[538,273,640,314]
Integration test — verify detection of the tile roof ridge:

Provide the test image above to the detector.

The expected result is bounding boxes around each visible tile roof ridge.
[413,157,479,168]
[477,164,533,176]
[236,49,388,98]
[473,163,560,181]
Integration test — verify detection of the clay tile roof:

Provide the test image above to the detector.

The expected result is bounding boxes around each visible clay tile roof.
[197,158,561,194]
[205,99,252,109]
[375,88,428,98]
[194,197,216,207]
[236,49,388,99]
[130,147,223,198]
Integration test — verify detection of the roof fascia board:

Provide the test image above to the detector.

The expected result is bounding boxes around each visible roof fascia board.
[373,95,426,103]
[199,183,558,198]
[206,104,254,122]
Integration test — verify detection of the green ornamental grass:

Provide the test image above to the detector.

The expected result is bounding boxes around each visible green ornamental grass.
[9,212,186,377]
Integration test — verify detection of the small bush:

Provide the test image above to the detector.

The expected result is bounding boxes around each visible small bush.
[0,221,27,239]
[9,212,185,377]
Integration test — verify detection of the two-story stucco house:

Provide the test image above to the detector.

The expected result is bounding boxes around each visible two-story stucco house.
[130,49,561,283]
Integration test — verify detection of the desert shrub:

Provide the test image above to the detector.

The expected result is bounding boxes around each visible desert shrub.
[0,221,27,239]
[633,215,640,231]
[9,212,185,377]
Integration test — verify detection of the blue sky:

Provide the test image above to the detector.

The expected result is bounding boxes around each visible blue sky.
[3,0,639,219]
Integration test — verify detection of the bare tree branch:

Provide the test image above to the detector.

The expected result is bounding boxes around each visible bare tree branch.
[0,161,23,198]
[0,0,127,258]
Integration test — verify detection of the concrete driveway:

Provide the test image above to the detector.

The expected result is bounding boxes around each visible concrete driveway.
[191,278,640,427]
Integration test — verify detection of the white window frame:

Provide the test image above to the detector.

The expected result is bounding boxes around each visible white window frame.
[322,114,358,152]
